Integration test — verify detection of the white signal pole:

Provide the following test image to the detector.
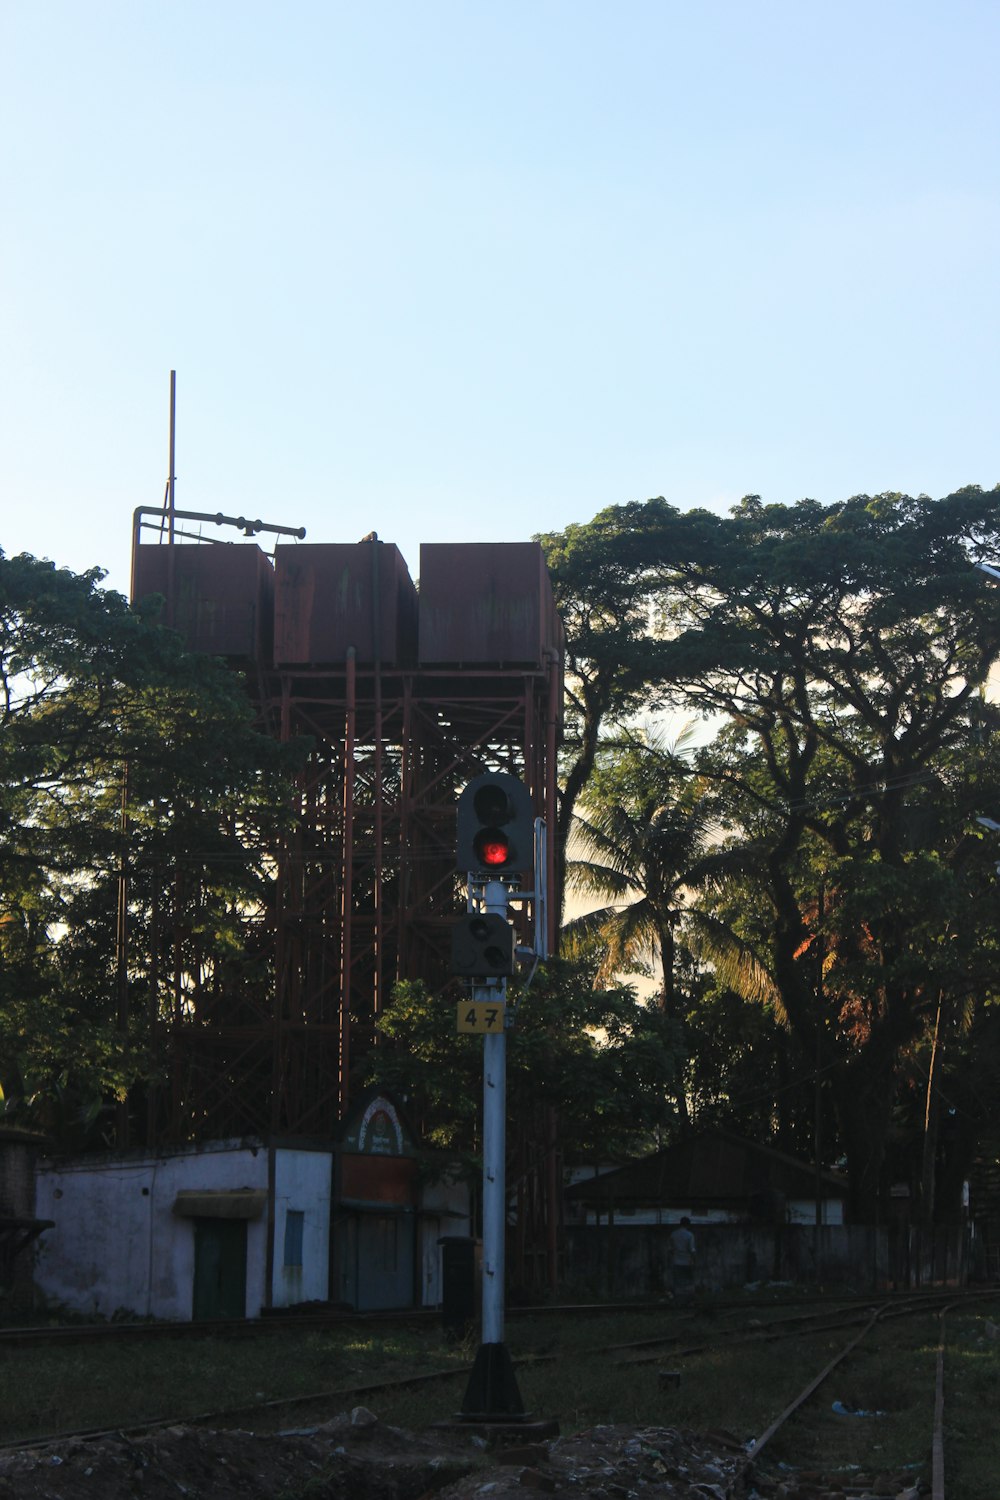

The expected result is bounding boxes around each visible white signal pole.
[479,877,509,1348]
[458,873,525,1419]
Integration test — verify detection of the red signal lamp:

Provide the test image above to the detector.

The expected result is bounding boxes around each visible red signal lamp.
[456,771,535,877]
[475,831,511,867]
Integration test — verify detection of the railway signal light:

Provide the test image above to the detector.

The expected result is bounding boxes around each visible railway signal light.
[456,771,534,876]
[451,912,515,978]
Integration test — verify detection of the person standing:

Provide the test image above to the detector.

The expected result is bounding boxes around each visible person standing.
[669,1216,696,1304]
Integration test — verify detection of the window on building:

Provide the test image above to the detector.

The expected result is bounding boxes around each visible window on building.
[284,1209,304,1268]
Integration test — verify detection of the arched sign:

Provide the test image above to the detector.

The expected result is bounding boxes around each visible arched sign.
[357,1097,405,1156]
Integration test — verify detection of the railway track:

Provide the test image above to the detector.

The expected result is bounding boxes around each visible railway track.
[0,1286,949,1348]
[0,1296,802,1350]
[3,1287,996,1494]
[0,1294,827,1452]
[614,1288,974,1364]
[728,1291,999,1499]
[0,1306,436,1348]
[0,1356,482,1457]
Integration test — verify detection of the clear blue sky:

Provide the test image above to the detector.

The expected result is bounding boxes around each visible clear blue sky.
[2,0,997,596]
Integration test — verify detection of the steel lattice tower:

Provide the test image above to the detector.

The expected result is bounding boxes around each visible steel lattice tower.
[129,524,562,1146]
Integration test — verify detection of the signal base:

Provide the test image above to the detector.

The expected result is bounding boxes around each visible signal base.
[458,1340,526,1420]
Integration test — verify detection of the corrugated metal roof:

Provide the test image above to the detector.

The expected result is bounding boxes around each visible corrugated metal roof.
[565,1131,848,1209]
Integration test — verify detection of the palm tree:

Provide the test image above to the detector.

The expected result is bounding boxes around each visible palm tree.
[565,731,706,1009]
[565,725,775,1004]
[564,727,781,1130]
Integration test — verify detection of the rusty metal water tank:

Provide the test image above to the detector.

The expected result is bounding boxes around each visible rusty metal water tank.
[131,543,275,662]
[417,542,562,667]
[273,541,418,667]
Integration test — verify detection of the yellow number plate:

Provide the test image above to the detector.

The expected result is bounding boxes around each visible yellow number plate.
[457,1001,506,1034]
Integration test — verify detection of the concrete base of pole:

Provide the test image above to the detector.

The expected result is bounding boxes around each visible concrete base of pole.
[431,1417,560,1444]
[458,1341,526,1420]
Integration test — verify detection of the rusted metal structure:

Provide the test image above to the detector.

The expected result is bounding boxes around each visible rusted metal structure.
[130,517,563,1150]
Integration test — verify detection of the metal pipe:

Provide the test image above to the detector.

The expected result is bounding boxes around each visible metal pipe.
[165,376,177,626]
[479,878,508,1346]
[132,505,306,540]
[273,678,293,1137]
[167,371,176,545]
[341,649,357,1113]
[115,764,130,1148]
[371,541,384,1021]
[546,1104,559,1296]
[264,1143,276,1311]
[398,679,412,978]
[546,649,560,952]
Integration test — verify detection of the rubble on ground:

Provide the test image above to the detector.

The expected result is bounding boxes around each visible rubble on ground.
[0,1410,927,1499]
[0,1412,745,1499]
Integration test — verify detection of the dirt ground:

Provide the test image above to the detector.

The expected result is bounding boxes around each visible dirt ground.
[0,1407,748,1499]
[0,1407,932,1498]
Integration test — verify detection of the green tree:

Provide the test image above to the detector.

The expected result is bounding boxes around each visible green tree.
[661,490,1000,1215]
[698,721,1000,1215]
[564,725,777,1132]
[0,550,300,1144]
[542,487,1000,1217]
[565,727,726,1013]
[370,959,682,1163]
[537,500,708,919]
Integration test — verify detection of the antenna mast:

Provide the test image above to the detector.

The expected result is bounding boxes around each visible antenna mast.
[167,369,176,544]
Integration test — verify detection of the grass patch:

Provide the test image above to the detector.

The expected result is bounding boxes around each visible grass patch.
[3,1290,999,1500]
[762,1313,938,1477]
[354,1305,870,1440]
[937,1305,1000,1500]
[0,1324,471,1445]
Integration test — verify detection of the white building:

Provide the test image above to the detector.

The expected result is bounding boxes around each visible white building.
[33,1094,471,1320]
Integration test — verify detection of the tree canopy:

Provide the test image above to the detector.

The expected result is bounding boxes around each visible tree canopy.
[0,550,300,1145]
[369,959,682,1165]
[540,487,1000,1217]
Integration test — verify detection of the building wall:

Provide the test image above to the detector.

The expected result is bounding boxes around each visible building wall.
[576,1199,845,1228]
[787,1197,844,1226]
[34,1142,272,1319]
[35,1140,334,1320]
[34,1142,465,1319]
[564,1222,892,1296]
[272,1148,333,1308]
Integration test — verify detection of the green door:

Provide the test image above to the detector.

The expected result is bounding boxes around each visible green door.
[193,1218,247,1320]
[356,1212,414,1310]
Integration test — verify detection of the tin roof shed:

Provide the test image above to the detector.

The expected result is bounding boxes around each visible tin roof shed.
[566,1131,849,1222]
